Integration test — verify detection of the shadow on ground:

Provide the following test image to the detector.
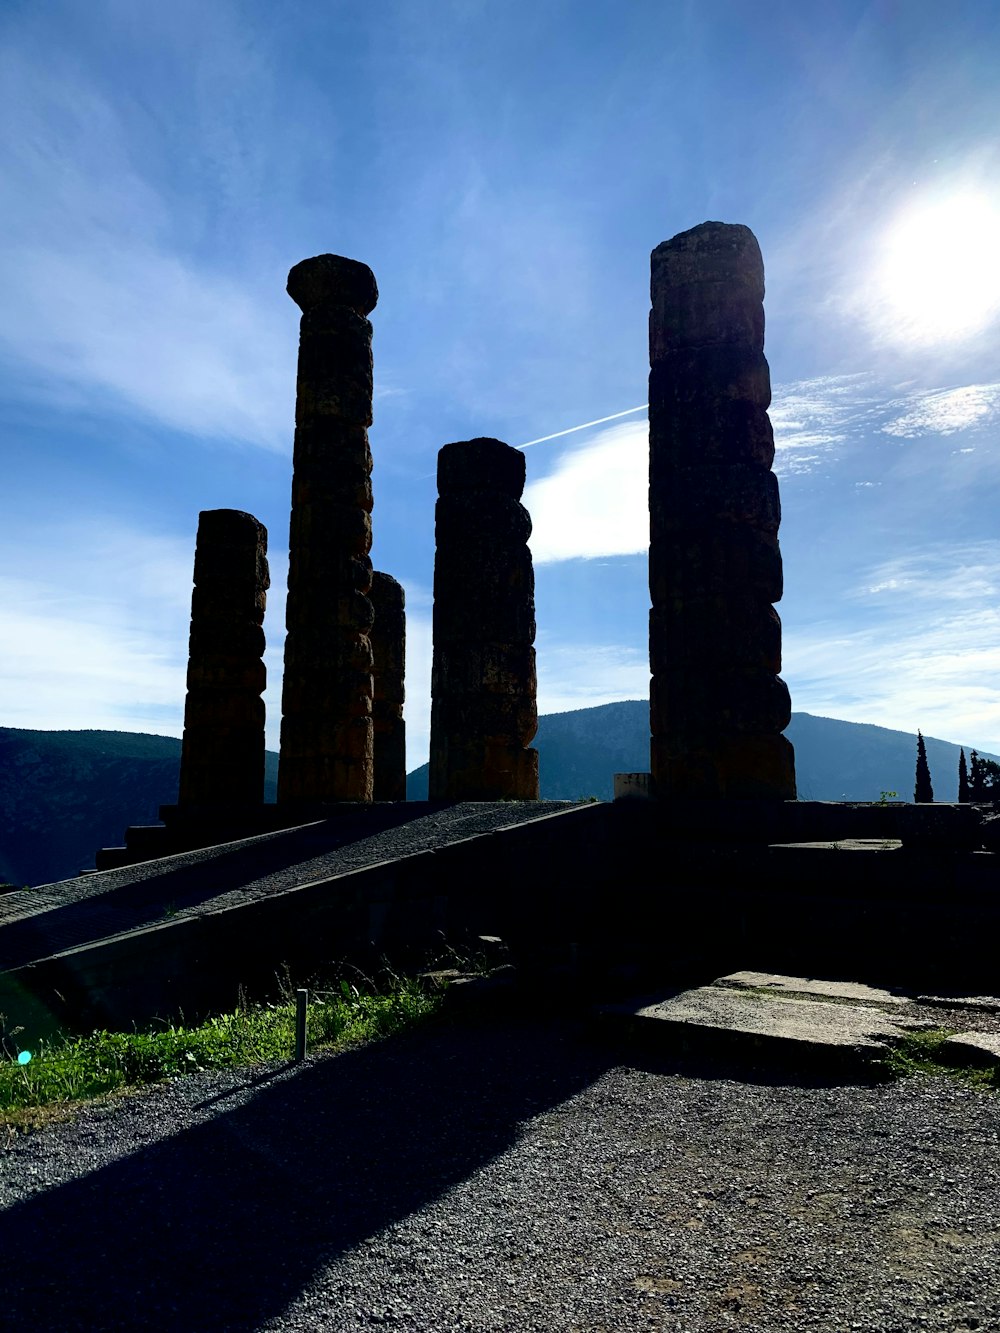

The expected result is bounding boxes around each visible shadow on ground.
[0,1012,887,1331]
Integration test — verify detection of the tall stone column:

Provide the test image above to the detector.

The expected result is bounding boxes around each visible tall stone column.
[278,254,377,804]
[370,571,407,801]
[648,221,796,799]
[429,438,539,801]
[179,509,269,806]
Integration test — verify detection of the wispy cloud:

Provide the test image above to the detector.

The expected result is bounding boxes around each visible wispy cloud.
[880,383,1000,438]
[770,373,881,476]
[0,582,184,735]
[536,638,649,718]
[852,544,1000,604]
[397,583,433,769]
[786,541,1000,753]
[0,35,294,450]
[0,520,293,747]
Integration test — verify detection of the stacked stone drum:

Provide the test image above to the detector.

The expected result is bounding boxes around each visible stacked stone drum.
[429,438,539,801]
[648,222,796,799]
[370,571,407,801]
[179,508,269,806]
[278,254,377,804]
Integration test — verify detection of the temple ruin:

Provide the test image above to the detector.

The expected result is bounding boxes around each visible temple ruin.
[648,221,796,799]
[277,254,378,804]
[370,571,407,801]
[429,438,539,801]
[178,508,269,807]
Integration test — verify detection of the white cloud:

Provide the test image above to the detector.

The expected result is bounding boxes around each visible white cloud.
[524,420,648,563]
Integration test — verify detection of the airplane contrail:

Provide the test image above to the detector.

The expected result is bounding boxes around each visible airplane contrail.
[517,403,648,449]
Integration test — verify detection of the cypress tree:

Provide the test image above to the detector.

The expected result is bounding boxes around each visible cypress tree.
[914,730,934,803]
[958,748,970,803]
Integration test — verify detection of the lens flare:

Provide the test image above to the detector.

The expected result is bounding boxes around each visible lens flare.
[872,190,1000,345]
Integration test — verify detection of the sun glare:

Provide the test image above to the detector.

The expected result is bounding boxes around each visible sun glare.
[872,190,1000,345]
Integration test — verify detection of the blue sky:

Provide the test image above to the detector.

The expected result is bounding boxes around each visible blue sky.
[2,0,999,767]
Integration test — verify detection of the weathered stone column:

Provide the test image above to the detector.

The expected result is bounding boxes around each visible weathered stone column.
[648,221,796,799]
[429,438,539,801]
[278,254,377,804]
[179,509,269,806]
[370,571,407,801]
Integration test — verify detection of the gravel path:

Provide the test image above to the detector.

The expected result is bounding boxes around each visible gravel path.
[2,1016,998,1332]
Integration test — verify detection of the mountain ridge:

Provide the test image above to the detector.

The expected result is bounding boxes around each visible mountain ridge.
[2,707,995,887]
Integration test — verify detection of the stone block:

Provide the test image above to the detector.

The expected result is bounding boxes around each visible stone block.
[437,437,526,499]
[648,529,783,605]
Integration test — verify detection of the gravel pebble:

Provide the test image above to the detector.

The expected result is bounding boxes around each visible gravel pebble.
[2,1017,998,1332]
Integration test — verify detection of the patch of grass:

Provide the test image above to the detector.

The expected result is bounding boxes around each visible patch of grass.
[0,974,442,1132]
[880,1027,998,1089]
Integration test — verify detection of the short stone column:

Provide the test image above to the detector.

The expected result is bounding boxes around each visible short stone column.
[278,254,377,804]
[648,221,796,799]
[179,509,269,806]
[429,438,539,801]
[370,571,407,801]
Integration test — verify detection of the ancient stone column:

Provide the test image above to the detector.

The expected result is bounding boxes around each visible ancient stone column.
[278,254,377,804]
[370,571,407,801]
[648,221,796,799]
[429,438,539,801]
[179,509,269,806]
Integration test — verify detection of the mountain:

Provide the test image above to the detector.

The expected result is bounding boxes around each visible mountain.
[405,702,996,805]
[0,730,277,890]
[2,709,993,887]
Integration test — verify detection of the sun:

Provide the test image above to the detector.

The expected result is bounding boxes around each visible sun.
[871,189,1000,345]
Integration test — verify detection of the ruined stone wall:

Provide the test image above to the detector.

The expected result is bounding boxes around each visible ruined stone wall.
[179,509,269,806]
[429,438,539,800]
[648,221,796,799]
[278,254,377,804]
[370,571,407,801]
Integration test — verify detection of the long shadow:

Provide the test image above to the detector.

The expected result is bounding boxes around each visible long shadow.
[0,804,447,971]
[0,1003,894,1332]
[0,1017,614,1331]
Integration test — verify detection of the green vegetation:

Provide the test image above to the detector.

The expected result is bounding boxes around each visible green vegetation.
[969,750,1000,801]
[881,1028,997,1089]
[914,731,934,803]
[0,974,441,1133]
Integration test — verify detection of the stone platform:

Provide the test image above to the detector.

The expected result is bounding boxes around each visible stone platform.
[597,970,1000,1077]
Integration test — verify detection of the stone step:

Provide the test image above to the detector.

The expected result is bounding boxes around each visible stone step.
[595,970,1000,1077]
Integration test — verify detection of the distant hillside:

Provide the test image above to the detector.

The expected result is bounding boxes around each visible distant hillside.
[2,709,994,887]
[406,703,996,805]
[0,730,278,889]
